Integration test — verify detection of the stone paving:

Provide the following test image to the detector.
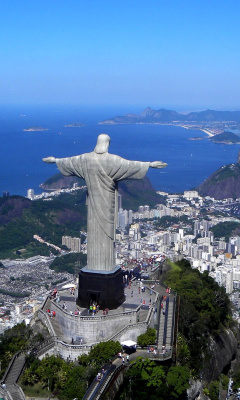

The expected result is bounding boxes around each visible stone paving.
[53,279,170,318]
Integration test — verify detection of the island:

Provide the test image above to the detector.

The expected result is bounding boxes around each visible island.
[23,126,49,132]
[64,122,84,128]
[209,131,240,144]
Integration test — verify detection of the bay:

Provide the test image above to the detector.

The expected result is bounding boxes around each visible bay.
[0,105,239,197]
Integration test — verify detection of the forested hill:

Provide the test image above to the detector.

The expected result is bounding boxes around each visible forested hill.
[0,177,163,259]
[198,163,240,199]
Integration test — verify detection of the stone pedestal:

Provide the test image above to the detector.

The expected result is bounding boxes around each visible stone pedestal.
[77,266,124,310]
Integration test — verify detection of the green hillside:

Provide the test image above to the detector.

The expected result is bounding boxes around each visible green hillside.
[0,191,87,259]
[0,177,163,259]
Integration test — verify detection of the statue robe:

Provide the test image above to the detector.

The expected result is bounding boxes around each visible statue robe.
[56,152,149,271]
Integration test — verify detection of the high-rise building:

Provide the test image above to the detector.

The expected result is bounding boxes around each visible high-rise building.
[118,194,122,210]
[128,210,133,225]
[226,269,233,293]
[27,189,35,200]
[62,236,81,252]
[3,191,9,197]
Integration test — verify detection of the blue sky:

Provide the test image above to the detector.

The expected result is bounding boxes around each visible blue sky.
[1,0,240,110]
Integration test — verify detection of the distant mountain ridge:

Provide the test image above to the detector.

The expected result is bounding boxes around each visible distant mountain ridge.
[99,107,240,124]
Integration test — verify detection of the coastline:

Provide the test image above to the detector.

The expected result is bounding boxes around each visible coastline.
[173,124,214,137]
[99,121,215,137]
[200,129,214,137]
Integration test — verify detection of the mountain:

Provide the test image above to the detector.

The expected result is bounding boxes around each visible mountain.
[41,174,162,210]
[99,107,240,124]
[209,131,240,144]
[198,162,240,199]
[0,177,163,258]
[40,173,85,190]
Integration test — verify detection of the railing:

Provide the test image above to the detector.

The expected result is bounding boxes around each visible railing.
[163,297,169,346]
[12,383,26,400]
[49,299,141,320]
[109,306,154,342]
[156,295,162,347]
[169,296,176,347]
[1,352,27,400]
[2,351,22,383]
[35,336,100,359]
[37,309,56,337]
[0,386,13,400]
[89,365,116,400]
[96,364,125,400]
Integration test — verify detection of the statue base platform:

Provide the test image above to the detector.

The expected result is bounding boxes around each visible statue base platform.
[76,266,124,310]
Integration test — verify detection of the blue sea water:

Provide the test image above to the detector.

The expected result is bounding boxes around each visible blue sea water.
[0,104,239,197]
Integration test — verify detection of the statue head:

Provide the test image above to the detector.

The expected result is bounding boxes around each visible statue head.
[94,134,110,154]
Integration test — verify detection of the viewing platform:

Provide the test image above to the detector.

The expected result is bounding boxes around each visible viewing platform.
[32,272,176,362]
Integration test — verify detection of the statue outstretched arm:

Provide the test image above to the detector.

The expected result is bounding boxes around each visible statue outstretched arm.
[42,157,58,164]
[149,161,168,169]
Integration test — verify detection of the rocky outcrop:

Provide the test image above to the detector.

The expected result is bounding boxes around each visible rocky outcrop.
[187,327,240,400]
[203,328,238,381]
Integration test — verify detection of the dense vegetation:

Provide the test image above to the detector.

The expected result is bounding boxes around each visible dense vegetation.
[210,221,240,241]
[137,328,156,347]
[21,341,122,399]
[0,259,234,399]
[154,215,190,229]
[0,323,45,380]
[0,176,163,259]
[0,192,87,258]
[118,359,190,400]
[0,288,30,298]
[50,252,87,274]
[165,259,231,373]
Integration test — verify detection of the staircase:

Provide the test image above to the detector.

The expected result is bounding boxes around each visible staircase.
[3,353,26,400]
[157,296,176,351]
[49,314,64,337]
[165,298,175,348]
[44,299,64,339]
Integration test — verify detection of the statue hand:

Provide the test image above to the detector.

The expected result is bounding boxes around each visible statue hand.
[150,161,168,169]
[42,157,57,163]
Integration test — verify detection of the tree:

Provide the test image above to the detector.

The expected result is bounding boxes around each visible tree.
[166,366,190,398]
[87,340,122,365]
[176,334,190,366]
[137,328,156,347]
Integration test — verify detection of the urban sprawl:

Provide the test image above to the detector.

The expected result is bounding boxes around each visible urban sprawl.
[1,185,240,333]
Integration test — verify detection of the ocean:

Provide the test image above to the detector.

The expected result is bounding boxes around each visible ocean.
[0,104,239,197]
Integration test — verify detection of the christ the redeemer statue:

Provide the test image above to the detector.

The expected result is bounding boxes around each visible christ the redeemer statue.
[43,134,167,308]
